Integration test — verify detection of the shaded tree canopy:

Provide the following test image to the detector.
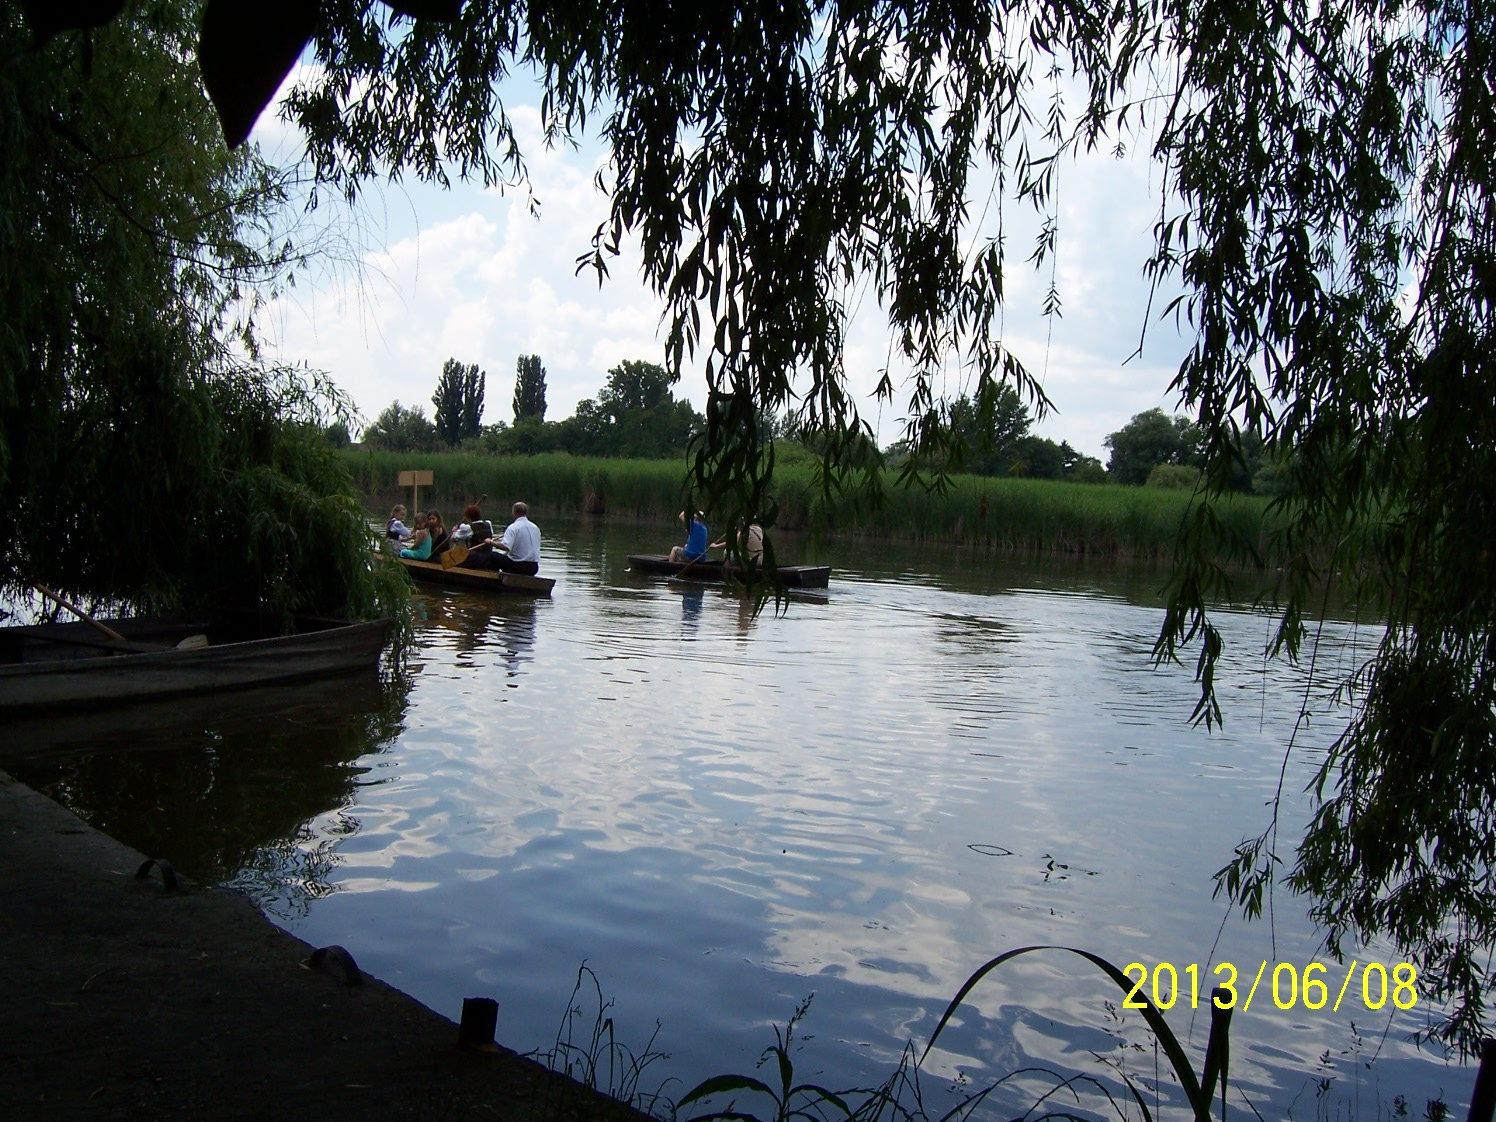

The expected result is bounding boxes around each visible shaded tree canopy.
[28,0,1496,1048]
[1,0,406,626]
[561,360,702,459]
[513,354,547,422]
[432,358,485,444]
[950,388,1032,476]
[363,401,440,452]
[1105,409,1192,485]
[597,359,676,416]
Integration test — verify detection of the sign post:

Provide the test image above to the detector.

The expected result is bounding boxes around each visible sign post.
[397,470,434,513]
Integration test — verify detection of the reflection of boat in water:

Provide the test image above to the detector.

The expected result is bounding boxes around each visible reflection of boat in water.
[396,556,555,596]
[0,613,392,715]
[1,667,397,762]
[416,587,540,678]
[2,670,411,903]
[627,554,831,588]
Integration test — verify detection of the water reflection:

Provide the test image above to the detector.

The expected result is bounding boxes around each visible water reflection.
[10,518,1456,1119]
[416,591,540,681]
[3,671,409,912]
[679,584,704,632]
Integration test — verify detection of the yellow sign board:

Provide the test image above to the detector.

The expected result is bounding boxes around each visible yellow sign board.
[397,470,434,511]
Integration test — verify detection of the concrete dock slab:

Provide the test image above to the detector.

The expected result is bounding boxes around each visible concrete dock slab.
[0,769,647,1122]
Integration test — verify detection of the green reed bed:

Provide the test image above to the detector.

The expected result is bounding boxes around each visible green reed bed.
[817,476,1279,563]
[347,450,1281,563]
[346,450,691,522]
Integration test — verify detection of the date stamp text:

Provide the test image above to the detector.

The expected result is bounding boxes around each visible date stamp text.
[1122,960,1419,1013]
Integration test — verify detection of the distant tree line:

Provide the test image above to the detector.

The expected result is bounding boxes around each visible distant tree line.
[881,393,1288,494]
[355,355,704,460]
[1103,408,1286,494]
[356,365,1288,494]
[882,387,1106,484]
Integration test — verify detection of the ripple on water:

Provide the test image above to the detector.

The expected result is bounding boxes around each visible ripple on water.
[19,524,1443,1119]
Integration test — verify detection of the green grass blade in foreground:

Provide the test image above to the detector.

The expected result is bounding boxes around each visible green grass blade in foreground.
[677,1075,781,1109]
[922,945,1212,1122]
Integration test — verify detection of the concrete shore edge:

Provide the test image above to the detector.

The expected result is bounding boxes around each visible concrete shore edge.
[0,769,648,1121]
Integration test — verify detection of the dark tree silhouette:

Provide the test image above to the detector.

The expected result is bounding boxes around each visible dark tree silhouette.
[513,354,547,423]
[432,359,485,444]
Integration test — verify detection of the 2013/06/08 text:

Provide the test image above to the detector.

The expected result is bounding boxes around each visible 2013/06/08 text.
[1121,961,1419,1013]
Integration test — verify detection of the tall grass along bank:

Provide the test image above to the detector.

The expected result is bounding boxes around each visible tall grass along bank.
[347,450,1281,563]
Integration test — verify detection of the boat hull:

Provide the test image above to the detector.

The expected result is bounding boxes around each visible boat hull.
[626,554,831,589]
[0,614,392,714]
[397,557,555,595]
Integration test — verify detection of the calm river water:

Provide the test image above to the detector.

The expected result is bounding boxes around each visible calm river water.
[8,518,1470,1119]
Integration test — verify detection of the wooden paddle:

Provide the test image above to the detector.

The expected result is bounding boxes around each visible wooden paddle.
[27,585,210,653]
[32,583,126,642]
[675,551,711,580]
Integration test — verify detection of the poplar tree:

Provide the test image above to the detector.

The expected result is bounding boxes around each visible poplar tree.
[513,354,547,423]
[432,358,485,444]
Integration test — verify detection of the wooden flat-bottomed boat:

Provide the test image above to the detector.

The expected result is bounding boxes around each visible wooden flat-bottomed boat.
[0,613,393,715]
[627,554,831,589]
[396,556,556,596]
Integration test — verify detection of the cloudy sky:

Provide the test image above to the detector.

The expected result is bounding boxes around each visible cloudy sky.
[251,68,1193,461]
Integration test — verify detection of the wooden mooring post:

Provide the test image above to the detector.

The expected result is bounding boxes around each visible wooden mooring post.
[458,997,499,1051]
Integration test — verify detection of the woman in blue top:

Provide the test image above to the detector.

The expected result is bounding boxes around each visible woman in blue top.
[668,511,709,563]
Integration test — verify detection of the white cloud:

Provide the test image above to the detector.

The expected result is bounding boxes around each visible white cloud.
[252,72,1191,458]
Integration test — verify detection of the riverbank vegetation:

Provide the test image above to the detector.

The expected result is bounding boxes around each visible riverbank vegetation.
[347,450,1279,563]
[1,3,408,629]
[540,958,1445,1122]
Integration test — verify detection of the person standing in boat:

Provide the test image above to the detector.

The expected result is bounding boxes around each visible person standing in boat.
[492,501,541,575]
[668,511,709,564]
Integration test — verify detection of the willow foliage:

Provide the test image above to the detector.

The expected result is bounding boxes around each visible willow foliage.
[23,0,1496,1048]
[1147,1,1496,1052]
[1,1,409,626]
[275,0,1496,1049]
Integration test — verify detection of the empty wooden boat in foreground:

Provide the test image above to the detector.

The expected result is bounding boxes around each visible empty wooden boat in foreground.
[0,613,393,714]
[626,554,831,589]
[396,556,556,595]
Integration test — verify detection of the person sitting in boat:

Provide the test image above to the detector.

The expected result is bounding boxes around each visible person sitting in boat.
[455,504,497,567]
[668,511,709,564]
[492,501,541,575]
[425,510,451,556]
[453,504,493,546]
[398,512,433,560]
[386,504,410,540]
[711,521,764,566]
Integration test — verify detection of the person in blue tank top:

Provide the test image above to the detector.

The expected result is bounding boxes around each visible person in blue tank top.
[398,511,433,560]
[668,511,709,563]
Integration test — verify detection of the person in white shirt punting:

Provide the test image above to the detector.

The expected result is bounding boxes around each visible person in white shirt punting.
[489,501,541,575]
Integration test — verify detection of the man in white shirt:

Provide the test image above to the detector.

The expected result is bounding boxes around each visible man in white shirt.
[494,501,541,575]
